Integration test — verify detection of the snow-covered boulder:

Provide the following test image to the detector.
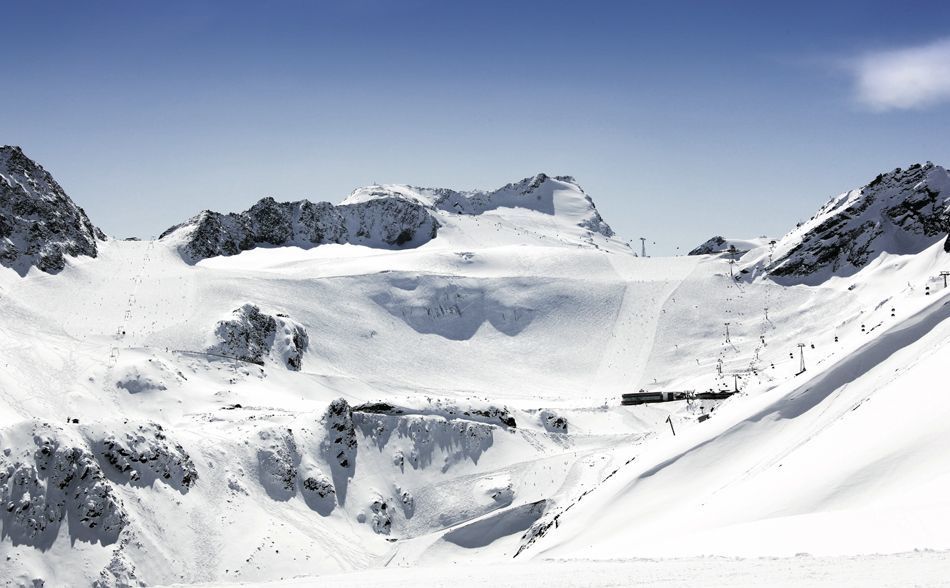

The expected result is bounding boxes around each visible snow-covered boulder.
[299,464,335,514]
[767,163,950,278]
[210,304,309,370]
[0,146,105,275]
[367,495,393,535]
[256,428,299,501]
[539,409,568,433]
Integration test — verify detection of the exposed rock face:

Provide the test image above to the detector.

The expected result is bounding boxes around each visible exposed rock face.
[161,195,440,262]
[162,172,616,262]
[1,428,128,547]
[368,495,393,535]
[768,163,950,277]
[99,423,198,491]
[210,304,308,370]
[256,428,299,501]
[321,399,357,470]
[0,146,105,275]
[539,409,568,433]
[300,469,335,500]
[689,236,728,256]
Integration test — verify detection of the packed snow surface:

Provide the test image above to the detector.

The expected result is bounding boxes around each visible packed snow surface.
[2,153,950,586]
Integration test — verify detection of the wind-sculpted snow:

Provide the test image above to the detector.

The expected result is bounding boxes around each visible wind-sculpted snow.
[370,277,535,340]
[351,173,615,238]
[765,163,950,279]
[352,399,517,429]
[160,195,440,262]
[0,146,105,275]
[210,304,309,370]
[443,499,547,549]
[353,410,495,472]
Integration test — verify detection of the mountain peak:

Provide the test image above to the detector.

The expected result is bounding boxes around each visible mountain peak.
[763,161,950,280]
[0,147,104,275]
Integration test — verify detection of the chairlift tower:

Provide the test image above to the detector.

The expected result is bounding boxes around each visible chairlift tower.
[941,271,950,288]
[797,343,806,374]
[724,322,731,343]
[640,237,647,258]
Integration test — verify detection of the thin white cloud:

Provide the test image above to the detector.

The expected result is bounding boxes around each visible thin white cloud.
[850,38,950,111]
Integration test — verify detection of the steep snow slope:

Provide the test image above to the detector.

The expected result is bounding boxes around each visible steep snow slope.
[3,155,950,586]
[512,189,950,561]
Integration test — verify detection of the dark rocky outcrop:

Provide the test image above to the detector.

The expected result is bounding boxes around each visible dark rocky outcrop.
[1,429,128,548]
[99,423,198,491]
[161,195,440,262]
[539,409,568,433]
[0,146,105,275]
[321,398,357,504]
[210,304,308,370]
[689,236,728,256]
[768,163,950,278]
[321,399,357,470]
[256,428,299,501]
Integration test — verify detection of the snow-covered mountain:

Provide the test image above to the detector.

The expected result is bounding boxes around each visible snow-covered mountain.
[748,163,950,281]
[161,173,618,263]
[0,146,104,275]
[2,152,950,586]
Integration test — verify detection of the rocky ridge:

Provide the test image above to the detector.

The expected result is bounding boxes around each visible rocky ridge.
[0,146,105,275]
[765,163,950,278]
[160,195,440,262]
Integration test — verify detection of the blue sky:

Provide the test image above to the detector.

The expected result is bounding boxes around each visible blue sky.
[4,0,950,252]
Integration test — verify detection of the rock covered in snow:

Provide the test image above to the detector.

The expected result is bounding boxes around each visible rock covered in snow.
[300,468,335,500]
[0,146,105,275]
[210,304,308,370]
[355,412,495,471]
[689,236,729,256]
[539,409,568,433]
[160,194,440,262]
[371,173,615,237]
[1,427,128,547]
[321,399,357,470]
[99,423,198,490]
[162,172,617,262]
[767,163,950,278]
[368,495,393,535]
[256,428,299,500]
